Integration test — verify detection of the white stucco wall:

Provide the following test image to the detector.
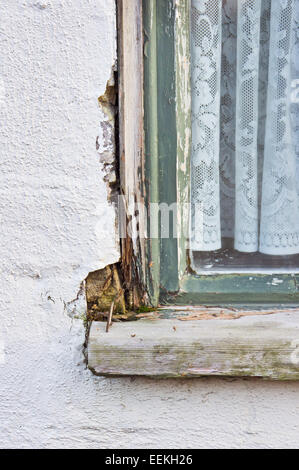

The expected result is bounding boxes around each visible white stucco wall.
[0,0,299,449]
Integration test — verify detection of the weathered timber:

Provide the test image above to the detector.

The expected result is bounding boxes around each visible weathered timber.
[88,310,299,380]
[118,0,148,308]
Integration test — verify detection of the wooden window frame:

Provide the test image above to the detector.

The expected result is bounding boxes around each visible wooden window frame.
[120,0,299,308]
[87,0,299,380]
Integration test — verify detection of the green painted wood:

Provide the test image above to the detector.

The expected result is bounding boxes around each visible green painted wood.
[143,0,160,305]
[160,274,299,306]
[176,0,192,281]
[156,0,179,294]
[142,1,299,307]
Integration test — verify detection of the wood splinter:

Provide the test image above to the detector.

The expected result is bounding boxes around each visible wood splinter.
[106,289,124,333]
[106,300,115,333]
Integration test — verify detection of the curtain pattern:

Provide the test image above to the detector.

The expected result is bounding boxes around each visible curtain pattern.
[190,0,299,255]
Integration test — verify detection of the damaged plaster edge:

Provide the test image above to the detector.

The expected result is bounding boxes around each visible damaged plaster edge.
[63,261,123,366]
[64,282,87,322]
[63,57,121,362]
[74,3,149,348]
[97,61,120,207]
[96,62,121,270]
[63,281,91,361]
[69,83,121,359]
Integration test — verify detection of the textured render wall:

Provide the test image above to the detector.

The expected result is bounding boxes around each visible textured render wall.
[0,0,299,449]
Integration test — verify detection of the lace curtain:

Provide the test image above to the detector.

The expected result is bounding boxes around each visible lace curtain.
[190,0,299,255]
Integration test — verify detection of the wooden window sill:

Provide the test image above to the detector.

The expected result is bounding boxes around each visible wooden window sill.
[88,307,299,380]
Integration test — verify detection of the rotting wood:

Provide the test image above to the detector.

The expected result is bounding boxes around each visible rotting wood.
[86,1,150,319]
[88,310,299,380]
[86,262,157,321]
[89,305,299,324]
[86,264,126,318]
[117,0,149,309]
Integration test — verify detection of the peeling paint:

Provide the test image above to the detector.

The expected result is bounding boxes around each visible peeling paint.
[175,0,191,280]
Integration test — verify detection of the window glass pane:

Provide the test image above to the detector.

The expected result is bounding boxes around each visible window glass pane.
[190,0,299,273]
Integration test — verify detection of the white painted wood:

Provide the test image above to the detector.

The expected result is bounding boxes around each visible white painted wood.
[118,0,143,210]
[88,311,299,380]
